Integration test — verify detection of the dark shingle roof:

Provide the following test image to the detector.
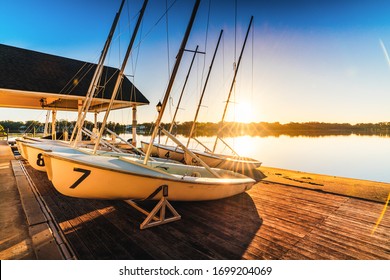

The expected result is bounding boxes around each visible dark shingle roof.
[0,44,149,105]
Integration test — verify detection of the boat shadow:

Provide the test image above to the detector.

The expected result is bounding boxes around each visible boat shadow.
[26,164,263,259]
[242,168,266,182]
[168,192,263,259]
[102,192,263,259]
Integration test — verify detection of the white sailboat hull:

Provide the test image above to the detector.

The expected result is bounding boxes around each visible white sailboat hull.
[184,150,262,172]
[141,141,158,156]
[24,142,52,172]
[20,141,89,172]
[141,141,185,162]
[156,145,184,162]
[16,136,76,162]
[43,152,255,201]
[15,139,29,160]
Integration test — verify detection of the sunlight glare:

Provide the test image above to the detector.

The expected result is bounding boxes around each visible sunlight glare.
[228,136,254,156]
[233,101,253,123]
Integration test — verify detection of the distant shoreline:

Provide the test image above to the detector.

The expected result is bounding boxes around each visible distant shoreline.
[1,120,390,137]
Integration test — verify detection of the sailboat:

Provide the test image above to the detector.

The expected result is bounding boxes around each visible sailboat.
[44,151,254,201]
[43,0,255,203]
[183,16,262,180]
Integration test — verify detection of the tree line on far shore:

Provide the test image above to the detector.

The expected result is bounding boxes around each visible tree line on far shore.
[0,120,126,135]
[1,120,390,137]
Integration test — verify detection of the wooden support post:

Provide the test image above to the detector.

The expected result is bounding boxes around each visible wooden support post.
[77,100,83,142]
[105,128,144,155]
[92,111,98,143]
[132,105,137,147]
[51,110,57,140]
[63,130,68,141]
[124,185,181,230]
[94,111,98,129]
[43,110,50,137]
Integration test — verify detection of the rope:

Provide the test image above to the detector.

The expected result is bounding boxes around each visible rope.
[251,18,254,104]
[130,8,143,88]
[234,0,237,65]
[59,59,96,95]
[130,0,178,62]
[165,0,171,79]
[200,0,211,89]
[233,0,238,125]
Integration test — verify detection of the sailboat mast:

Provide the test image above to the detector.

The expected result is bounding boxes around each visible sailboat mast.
[212,16,253,153]
[70,0,126,145]
[93,0,149,154]
[187,29,223,147]
[143,0,201,164]
[166,45,199,140]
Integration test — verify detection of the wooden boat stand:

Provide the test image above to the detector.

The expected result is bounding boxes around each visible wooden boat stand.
[124,185,181,230]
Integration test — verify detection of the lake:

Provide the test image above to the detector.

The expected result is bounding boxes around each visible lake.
[125,133,390,183]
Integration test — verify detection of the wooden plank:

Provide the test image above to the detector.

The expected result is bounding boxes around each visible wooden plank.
[324,215,390,242]
[254,189,346,213]
[335,201,390,227]
[252,189,346,216]
[255,224,302,248]
[303,230,387,260]
[105,201,206,260]
[253,182,348,203]
[337,216,390,239]
[78,199,159,259]
[254,198,327,225]
[281,243,326,260]
[280,248,313,260]
[70,205,136,259]
[57,220,94,259]
[310,225,390,259]
[97,203,174,259]
[289,236,356,260]
[170,199,261,259]
[241,234,292,260]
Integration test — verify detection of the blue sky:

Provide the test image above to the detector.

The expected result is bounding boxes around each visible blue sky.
[2,0,390,125]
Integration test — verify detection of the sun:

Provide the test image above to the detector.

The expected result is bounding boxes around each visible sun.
[232,100,253,123]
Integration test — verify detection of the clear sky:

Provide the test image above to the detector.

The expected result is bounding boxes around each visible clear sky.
[1,0,390,125]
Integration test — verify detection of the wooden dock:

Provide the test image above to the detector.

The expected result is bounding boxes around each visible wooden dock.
[21,159,390,260]
[1,140,389,260]
[0,140,36,260]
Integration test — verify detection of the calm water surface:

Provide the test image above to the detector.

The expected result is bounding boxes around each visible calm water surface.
[129,134,390,183]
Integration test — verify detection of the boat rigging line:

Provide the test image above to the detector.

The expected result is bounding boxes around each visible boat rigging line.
[187,29,224,148]
[70,0,126,145]
[143,0,201,164]
[93,0,149,154]
[212,15,254,153]
[166,45,204,142]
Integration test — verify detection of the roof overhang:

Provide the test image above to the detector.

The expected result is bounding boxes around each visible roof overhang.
[0,44,150,113]
[0,88,147,112]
